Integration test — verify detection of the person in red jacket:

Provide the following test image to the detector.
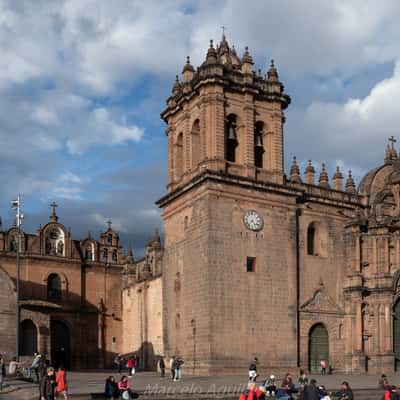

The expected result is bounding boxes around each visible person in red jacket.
[55,366,68,400]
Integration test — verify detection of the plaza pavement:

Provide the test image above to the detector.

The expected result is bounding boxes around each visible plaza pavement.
[0,370,398,400]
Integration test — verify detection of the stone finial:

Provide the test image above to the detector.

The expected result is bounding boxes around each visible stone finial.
[242,46,253,64]
[305,160,315,185]
[318,163,330,188]
[205,39,217,64]
[172,75,182,95]
[333,166,344,191]
[267,59,279,81]
[126,244,134,264]
[345,170,356,194]
[241,46,253,74]
[153,228,161,248]
[290,156,302,184]
[182,56,195,82]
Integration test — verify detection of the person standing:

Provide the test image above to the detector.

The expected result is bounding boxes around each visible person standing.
[170,356,175,380]
[158,357,165,378]
[40,367,56,400]
[31,353,42,384]
[55,366,68,400]
[127,357,134,377]
[320,359,326,375]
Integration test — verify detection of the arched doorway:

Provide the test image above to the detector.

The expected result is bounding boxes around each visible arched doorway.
[394,301,400,370]
[309,323,329,373]
[51,320,70,369]
[20,320,38,356]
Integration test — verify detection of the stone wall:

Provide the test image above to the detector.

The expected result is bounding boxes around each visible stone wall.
[122,277,163,370]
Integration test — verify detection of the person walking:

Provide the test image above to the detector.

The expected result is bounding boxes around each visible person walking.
[320,359,326,375]
[0,354,5,392]
[55,365,68,400]
[248,357,258,382]
[40,367,56,400]
[104,376,119,400]
[114,355,123,374]
[30,353,42,383]
[158,357,165,378]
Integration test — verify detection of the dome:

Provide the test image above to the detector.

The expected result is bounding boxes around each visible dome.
[358,160,400,221]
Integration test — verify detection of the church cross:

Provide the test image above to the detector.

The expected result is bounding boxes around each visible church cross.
[389,135,397,149]
[221,26,226,36]
[107,219,112,230]
[50,201,58,215]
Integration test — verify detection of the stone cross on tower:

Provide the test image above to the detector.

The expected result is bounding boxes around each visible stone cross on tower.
[389,136,397,149]
[50,201,58,222]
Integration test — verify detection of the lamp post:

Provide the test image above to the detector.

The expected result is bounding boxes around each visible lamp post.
[11,194,23,361]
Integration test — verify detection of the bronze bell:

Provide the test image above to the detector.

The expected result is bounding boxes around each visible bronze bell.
[228,124,236,140]
[255,134,263,147]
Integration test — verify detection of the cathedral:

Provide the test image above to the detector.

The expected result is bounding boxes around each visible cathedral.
[2,33,400,375]
[122,34,400,375]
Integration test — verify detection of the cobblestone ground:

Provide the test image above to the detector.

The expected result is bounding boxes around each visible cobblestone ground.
[0,371,398,399]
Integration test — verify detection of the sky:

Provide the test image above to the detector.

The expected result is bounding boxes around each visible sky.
[1,0,400,256]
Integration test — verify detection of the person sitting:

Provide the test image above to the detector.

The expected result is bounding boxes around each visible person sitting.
[379,374,390,390]
[263,375,277,397]
[336,382,354,400]
[277,384,291,400]
[105,376,119,400]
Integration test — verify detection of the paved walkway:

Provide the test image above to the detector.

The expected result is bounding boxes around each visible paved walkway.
[1,371,399,399]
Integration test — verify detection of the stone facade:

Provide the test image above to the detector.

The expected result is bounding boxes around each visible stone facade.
[123,34,400,375]
[0,210,124,368]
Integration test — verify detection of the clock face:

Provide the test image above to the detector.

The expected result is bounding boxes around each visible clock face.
[244,210,263,231]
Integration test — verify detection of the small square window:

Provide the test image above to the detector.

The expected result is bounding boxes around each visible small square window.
[247,257,256,272]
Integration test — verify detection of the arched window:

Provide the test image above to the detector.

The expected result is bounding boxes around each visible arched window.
[107,234,113,245]
[306,222,327,257]
[307,224,316,255]
[191,119,200,169]
[225,114,238,162]
[45,228,65,256]
[254,121,264,168]
[85,243,94,261]
[20,320,37,356]
[47,273,62,301]
[112,249,117,263]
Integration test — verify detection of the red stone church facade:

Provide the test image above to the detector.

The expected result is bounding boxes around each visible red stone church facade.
[0,209,124,369]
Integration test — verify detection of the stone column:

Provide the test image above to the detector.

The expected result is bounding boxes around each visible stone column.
[243,93,254,177]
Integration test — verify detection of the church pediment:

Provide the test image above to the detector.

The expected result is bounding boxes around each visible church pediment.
[301,284,344,315]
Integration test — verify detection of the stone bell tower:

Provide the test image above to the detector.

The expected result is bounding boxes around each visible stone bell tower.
[158,34,294,375]
[162,33,290,192]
